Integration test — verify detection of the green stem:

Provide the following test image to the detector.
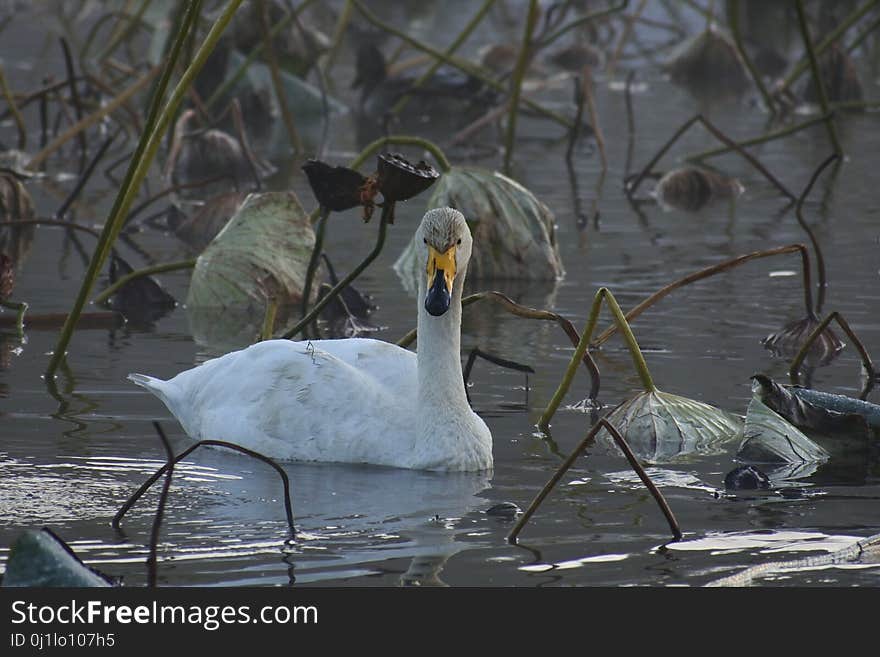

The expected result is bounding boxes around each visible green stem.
[539,287,654,432]
[350,135,452,172]
[686,114,830,161]
[46,0,239,378]
[0,65,26,150]
[92,259,196,306]
[96,0,152,63]
[257,0,303,154]
[794,0,842,155]
[301,206,330,318]
[728,0,775,113]
[390,0,495,117]
[261,296,279,341]
[0,299,28,339]
[349,0,572,129]
[503,0,540,175]
[282,203,393,340]
[780,0,878,95]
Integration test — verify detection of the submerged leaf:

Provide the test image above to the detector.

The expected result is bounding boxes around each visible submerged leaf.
[394,167,564,290]
[598,389,743,463]
[762,315,845,365]
[653,167,744,212]
[800,42,862,105]
[724,464,771,490]
[104,255,176,326]
[2,529,114,587]
[186,191,316,311]
[736,393,830,465]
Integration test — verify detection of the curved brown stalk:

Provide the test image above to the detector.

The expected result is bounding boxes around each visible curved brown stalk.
[796,153,840,314]
[113,435,296,540]
[147,421,176,587]
[397,290,600,401]
[507,418,681,543]
[592,244,815,347]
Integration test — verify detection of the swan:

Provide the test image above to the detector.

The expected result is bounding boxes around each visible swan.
[129,207,493,472]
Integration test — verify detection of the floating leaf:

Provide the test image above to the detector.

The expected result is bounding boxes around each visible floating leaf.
[186,191,316,311]
[785,385,880,432]
[653,167,744,212]
[598,390,743,463]
[736,391,830,466]
[2,529,114,587]
[394,167,564,290]
[762,314,845,366]
[665,27,749,97]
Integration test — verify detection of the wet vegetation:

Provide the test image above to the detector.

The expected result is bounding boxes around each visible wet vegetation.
[2,1,880,588]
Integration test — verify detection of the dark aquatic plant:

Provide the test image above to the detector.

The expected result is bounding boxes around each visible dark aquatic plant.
[653,166,744,212]
[301,159,367,212]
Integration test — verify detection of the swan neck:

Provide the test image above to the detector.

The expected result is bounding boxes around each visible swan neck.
[416,275,467,407]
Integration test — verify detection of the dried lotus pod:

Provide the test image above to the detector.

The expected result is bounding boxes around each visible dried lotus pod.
[301,160,367,212]
[653,167,744,212]
[762,315,845,367]
[376,153,439,203]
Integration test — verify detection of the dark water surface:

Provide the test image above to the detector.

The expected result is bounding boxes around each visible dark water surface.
[1,2,879,587]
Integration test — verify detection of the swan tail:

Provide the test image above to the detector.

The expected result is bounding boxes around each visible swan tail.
[128,373,182,418]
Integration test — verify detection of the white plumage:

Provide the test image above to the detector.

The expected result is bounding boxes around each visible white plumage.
[129,208,493,471]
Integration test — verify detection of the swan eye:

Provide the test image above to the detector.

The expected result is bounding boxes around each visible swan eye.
[456,238,462,245]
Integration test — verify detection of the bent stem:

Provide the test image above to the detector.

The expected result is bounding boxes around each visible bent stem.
[686,114,830,161]
[626,114,796,202]
[282,202,393,340]
[794,0,842,154]
[397,290,600,401]
[92,259,196,306]
[503,0,540,175]
[796,153,840,314]
[540,288,654,432]
[0,300,28,338]
[147,421,176,587]
[113,436,296,540]
[507,418,681,543]
[789,311,875,394]
[46,0,240,378]
[592,244,815,347]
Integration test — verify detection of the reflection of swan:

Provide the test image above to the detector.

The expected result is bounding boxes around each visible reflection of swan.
[130,209,493,471]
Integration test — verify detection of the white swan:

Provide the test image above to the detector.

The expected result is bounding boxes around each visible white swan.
[129,207,492,471]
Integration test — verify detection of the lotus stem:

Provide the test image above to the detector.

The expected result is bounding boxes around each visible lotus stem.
[626,114,796,201]
[301,206,330,318]
[261,296,279,341]
[797,153,840,314]
[779,0,879,95]
[114,431,296,541]
[92,259,196,306]
[0,300,28,338]
[58,38,88,170]
[46,0,238,378]
[507,418,681,543]
[503,0,540,175]
[592,244,816,347]
[0,65,26,150]
[322,0,353,74]
[26,66,158,171]
[728,0,775,113]
[565,74,586,162]
[0,219,102,239]
[845,14,880,55]
[540,288,654,432]
[582,67,606,170]
[789,311,875,393]
[607,0,647,78]
[794,0,842,155]
[397,290,600,401]
[55,133,116,220]
[390,0,495,117]
[282,202,393,340]
[686,114,830,161]
[257,0,303,154]
[350,135,451,173]
[349,0,573,130]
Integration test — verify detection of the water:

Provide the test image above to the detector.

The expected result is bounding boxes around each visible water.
[1,2,879,587]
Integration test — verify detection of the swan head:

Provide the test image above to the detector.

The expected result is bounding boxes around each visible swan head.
[417,207,472,317]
